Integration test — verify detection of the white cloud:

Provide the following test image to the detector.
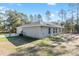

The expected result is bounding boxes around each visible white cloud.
[51,13,54,16]
[0,6,9,10]
[0,6,5,10]
[0,10,5,14]
[0,6,9,14]
[48,3,56,6]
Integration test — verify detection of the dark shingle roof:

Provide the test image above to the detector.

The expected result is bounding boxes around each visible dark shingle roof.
[17,22,64,28]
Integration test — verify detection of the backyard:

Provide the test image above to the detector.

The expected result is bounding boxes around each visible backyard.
[0,34,79,56]
[0,35,38,56]
[0,3,79,56]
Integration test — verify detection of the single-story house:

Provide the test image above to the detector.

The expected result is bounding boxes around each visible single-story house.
[16,22,64,38]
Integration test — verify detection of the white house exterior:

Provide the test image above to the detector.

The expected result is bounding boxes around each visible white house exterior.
[16,22,64,38]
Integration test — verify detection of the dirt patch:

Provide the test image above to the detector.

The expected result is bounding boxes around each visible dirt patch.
[0,41,16,56]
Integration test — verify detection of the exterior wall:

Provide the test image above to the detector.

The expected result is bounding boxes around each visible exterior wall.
[16,27,22,35]
[39,27,63,38]
[39,26,50,38]
[16,26,64,38]
[50,28,54,35]
[51,27,63,35]
[22,26,54,38]
[22,26,42,38]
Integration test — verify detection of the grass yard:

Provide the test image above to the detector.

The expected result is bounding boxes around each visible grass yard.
[0,35,64,56]
[0,36,38,56]
[0,34,79,56]
[12,36,68,56]
[9,34,79,56]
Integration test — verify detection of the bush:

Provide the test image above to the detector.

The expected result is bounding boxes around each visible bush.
[33,38,50,46]
[37,40,49,46]
[60,45,66,48]
[75,45,79,47]
[49,36,64,42]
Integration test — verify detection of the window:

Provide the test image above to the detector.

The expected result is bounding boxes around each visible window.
[59,28,61,33]
[53,27,57,33]
[53,28,56,33]
[48,28,51,34]
[56,28,57,33]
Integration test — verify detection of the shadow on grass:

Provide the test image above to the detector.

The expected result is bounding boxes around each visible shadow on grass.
[6,36,38,46]
[9,46,55,56]
[9,45,65,56]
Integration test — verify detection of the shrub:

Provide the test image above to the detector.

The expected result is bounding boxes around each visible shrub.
[37,40,49,46]
[60,45,66,48]
[75,45,79,47]
[49,36,64,42]
[33,38,50,46]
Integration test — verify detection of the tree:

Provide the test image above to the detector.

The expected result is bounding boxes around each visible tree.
[29,14,33,22]
[0,12,6,32]
[58,9,66,26]
[68,3,79,33]
[68,4,75,33]
[0,20,4,32]
[37,14,43,23]
[74,4,79,33]
[6,10,29,33]
[34,14,37,22]
[19,13,29,24]
[45,10,51,22]
[64,19,74,33]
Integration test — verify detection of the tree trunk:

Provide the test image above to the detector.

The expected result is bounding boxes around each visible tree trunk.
[76,7,79,33]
